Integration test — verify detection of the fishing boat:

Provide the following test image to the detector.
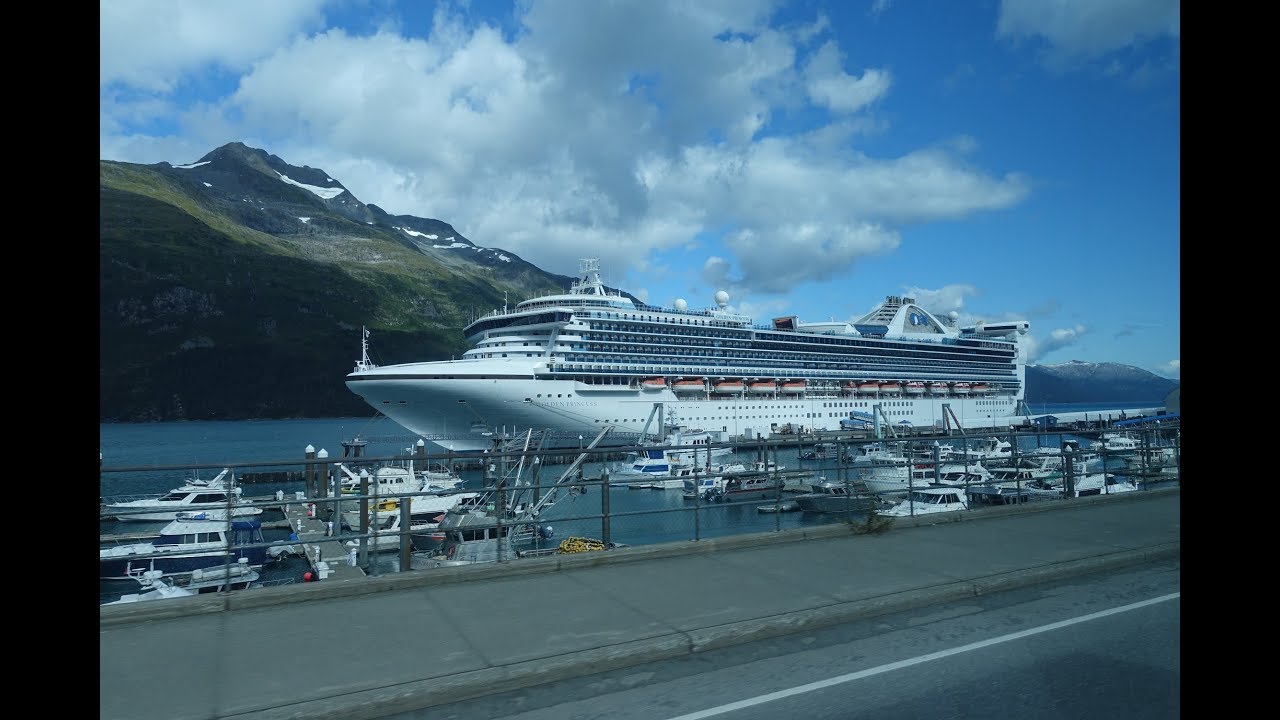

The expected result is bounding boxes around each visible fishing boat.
[428,428,616,566]
[345,259,1032,451]
[792,479,880,514]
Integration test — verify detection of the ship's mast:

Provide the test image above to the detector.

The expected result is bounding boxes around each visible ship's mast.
[354,326,375,372]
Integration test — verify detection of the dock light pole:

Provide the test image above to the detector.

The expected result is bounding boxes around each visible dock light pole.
[316,448,330,520]
[358,469,370,567]
[305,445,317,497]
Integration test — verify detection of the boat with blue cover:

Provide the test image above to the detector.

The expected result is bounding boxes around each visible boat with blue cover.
[99,511,269,580]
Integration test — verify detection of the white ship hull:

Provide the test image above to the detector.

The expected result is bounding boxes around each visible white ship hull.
[349,357,1024,451]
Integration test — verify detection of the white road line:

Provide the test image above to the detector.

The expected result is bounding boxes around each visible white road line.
[663,592,1180,720]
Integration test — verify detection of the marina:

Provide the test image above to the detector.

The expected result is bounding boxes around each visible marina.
[100,409,1179,604]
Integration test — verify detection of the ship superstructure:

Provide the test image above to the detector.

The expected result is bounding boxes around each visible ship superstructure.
[346,259,1031,450]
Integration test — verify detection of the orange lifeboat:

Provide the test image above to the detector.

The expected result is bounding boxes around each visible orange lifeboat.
[951,382,971,395]
[713,379,745,393]
[641,377,667,390]
[748,380,776,394]
[780,380,806,394]
[672,378,705,393]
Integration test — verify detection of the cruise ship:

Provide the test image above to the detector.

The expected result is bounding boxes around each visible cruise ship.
[345,259,1032,451]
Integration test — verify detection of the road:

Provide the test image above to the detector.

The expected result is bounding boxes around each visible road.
[392,559,1179,720]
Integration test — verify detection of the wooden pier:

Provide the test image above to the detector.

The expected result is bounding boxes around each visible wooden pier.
[279,499,366,581]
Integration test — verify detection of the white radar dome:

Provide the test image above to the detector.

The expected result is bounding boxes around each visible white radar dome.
[674,298,688,311]
[1018,325,1029,334]
[714,290,729,307]
[948,311,959,321]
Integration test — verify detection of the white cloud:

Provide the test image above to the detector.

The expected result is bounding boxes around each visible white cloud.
[804,42,891,114]
[1158,359,1179,378]
[100,0,1034,300]
[100,0,326,93]
[996,0,1179,66]
[1024,324,1088,364]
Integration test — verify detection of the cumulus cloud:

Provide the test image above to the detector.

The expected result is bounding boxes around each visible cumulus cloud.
[100,0,1034,300]
[1158,359,1179,379]
[996,0,1180,69]
[100,0,325,93]
[1024,324,1087,364]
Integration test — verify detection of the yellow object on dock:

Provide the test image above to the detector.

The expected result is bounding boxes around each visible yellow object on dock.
[557,537,606,553]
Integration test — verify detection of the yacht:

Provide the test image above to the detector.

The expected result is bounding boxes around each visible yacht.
[880,487,969,517]
[99,511,269,579]
[103,469,261,522]
[345,259,1032,451]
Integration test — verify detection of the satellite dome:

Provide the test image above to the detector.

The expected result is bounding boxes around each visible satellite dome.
[714,290,729,307]
[1018,325,1029,335]
[948,311,959,321]
[674,298,688,311]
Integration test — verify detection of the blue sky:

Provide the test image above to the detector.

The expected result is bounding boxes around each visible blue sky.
[100,0,1180,379]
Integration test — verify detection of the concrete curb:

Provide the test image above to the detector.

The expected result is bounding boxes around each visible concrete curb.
[99,487,1180,628]
[224,539,1180,720]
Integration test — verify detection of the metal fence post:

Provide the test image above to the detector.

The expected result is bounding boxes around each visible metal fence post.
[692,461,701,541]
[399,499,411,571]
[601,467,612,547]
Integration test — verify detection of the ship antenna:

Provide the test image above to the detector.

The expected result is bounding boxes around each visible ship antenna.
[357,326,373,371]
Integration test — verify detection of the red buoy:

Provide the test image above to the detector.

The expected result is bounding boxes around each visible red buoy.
[303,572,313,582]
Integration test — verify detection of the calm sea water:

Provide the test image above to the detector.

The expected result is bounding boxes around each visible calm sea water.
[99,403,1157,469]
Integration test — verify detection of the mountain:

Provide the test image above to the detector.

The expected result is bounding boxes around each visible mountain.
[100,142,597,422]
[1025,361,1178,405]
[100,142,1176,422]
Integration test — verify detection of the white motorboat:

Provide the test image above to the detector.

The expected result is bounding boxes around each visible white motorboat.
[855,459,986,496]
[103,468,261,522]
[99,511,269,579]
[104,560,261,604]
[880,486,969,517]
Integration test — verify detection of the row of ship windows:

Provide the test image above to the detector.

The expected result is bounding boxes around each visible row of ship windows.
[476,352,1013,379]
[531,396,1010,408]
[481,337,992,360]
[585,409,922,424]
